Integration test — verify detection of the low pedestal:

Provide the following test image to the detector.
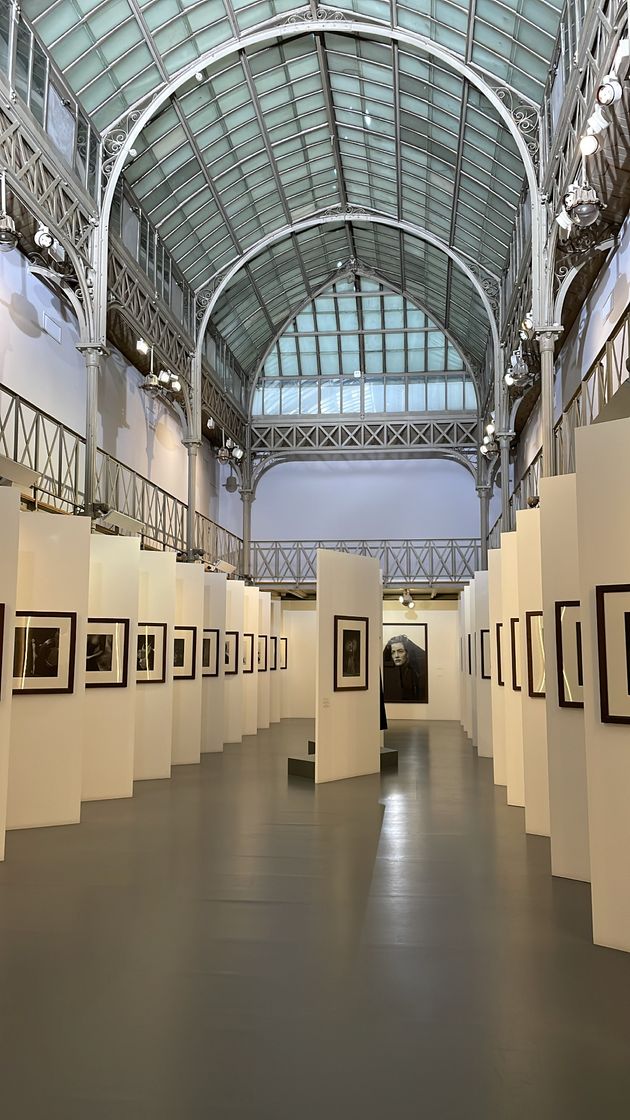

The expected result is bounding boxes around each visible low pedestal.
[288,745,398,780]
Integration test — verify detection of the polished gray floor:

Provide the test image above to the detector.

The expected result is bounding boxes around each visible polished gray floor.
[1,719,630,1118]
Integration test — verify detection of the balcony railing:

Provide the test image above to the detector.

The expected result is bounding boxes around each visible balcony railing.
[251,539,481,587]
[0,383,242,568]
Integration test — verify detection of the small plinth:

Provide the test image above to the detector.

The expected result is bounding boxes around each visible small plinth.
[287,756,315,780]
[380,747,398,771]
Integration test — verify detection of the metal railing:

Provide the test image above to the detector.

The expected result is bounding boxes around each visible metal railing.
[251,539,481,587]
[0,383,242,567]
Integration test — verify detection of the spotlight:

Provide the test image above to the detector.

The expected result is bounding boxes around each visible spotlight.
[483,434,490,445]
[399,588,415,609]
[206,417,215,430]
[579,132,600,157]
[596,72,622,106]
[136,338,150,355]
[485,422,495,436]
[34,224,55,250]
[195,71,204,82]
[587,105,610,134]
[480,444,489,455]
[217,446,231,464]
[0,170,18,253]
[170,378,182,393]
[143,372,160,390]
[232,446,244,462]
[158,369,171,384]
[504,373,515,387]
[555,208,574,233]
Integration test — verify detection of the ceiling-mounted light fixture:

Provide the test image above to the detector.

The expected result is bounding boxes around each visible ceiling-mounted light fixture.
[399,588,415,609]
[596,72,623,106]
[556,165,604,234]
[216,432,244,465]
[136,338,150,355]
[34,224,55,250]
[206,417,215,430]
[579,131,600,157]
[504,348,531,391]
[587,104,610,134]
[0,170,18,253]
[195,71,204,82]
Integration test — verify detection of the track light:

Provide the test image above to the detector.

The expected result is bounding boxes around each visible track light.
[170,378,181,393]
[158,370,172,384]
[399,588,415,609]
[34,224,55,250]
[587,105,610,134]
[0,170,18,253]
[579,132,600,157]
[596,72,623,106]
[136,338,150,355]
[195,71,204,82]
[504,348,530,391]
[485,422,495,436]
[206,417,215,430]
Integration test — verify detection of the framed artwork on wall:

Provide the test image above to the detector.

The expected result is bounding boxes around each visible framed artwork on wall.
[495,622,504,687]
[467,633,472,676]
[480,629,491,680]
[173,625,197,681]
[224,631,239,675]
[136,623,167,684]
[382,622,428,704]
[202,628,219,677]
[269,635,278,670]
[257,634,268,671]
[13,611,77,695]
[334,615,369,692]
[525,611,545,698]
[595,584,630,724]
[554,600,583,709]
[279,637,288,669]
[242,632,254,674]
[85,618,129,688]
[510,617,521,692]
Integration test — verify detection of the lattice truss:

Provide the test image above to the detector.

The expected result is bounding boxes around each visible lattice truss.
[251,538,481,586]
[251,418,478,456]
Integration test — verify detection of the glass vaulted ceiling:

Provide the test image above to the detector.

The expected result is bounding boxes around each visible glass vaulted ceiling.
[23,0,565,386]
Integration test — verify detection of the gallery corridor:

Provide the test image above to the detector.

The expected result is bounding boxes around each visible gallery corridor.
[0,720,629,1119]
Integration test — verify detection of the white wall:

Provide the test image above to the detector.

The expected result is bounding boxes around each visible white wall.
[171,563,204,766]
[0,488,20,858]
[134,550,175,781]
[501,531,525,808]
[516,508,549,837]
[473,572,492,758]
[242,586,259,736]
[280,603,316,719]
[270,600,282,723]
[488,548,507,787]
[224,579,245,743]
[384,601,460,722]
[201,572,227,753]
[252,458,479,540]
[257,592,271,729]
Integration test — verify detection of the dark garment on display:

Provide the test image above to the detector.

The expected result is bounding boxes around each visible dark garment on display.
[379,673,388,731]
[383,652,428,703]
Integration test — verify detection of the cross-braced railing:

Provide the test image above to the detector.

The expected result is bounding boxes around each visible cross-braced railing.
[251,539,481,587]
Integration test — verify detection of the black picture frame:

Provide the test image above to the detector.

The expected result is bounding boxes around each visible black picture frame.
[224,631,239,675]
[480,629,491,680]
[525,610,545,699]
[555,600,584,710]
[382,622,429,704]
[495,622,504,687]
[12,610,77,695]
[202,628,220,678]
[242,632,254,674]
[269,635,278,671]
[467,633,472,676]
[136,622,167,685]
[85,617,130,689]
[257,634,268,671]
[333,615,369,692]
[279,637,288,669]
[596,584,630,724]
[173,625,197,681]
[510,616,521,692]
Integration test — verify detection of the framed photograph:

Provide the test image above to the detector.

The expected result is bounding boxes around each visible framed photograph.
[224,630,239,675]
[525,611,545,698]
[173,626,197,680]
[269,635,278,670]
[85,618,129,688]
[242,632,254,673]
[555,601,583,709]
[279,637,288,670]
[480,629,491,680]
[257,634,268,671]
[596,584,630,724]
[510,616,521,692]
[495,622,504,687]
[467,633,473,676]
[202,628,219,678]
[334,615,369,692]
[136,622,167,684]
[383,622,428,704]
[13,611,77,695]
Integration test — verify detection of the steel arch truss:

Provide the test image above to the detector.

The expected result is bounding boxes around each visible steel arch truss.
[251,538,482,588]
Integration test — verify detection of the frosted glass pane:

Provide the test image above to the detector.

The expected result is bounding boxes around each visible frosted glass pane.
[320,381,340,414]
[427,379,446,410]
[263,384,280,414]
[300,382,319,414]
[342,382,361,412]
[446,379,464,410]
[364,380,385,412]
[408,381,427,411]
[385,380,405,412]
[280,383,299,414]
[465,381,477,410]
[252,388,263,415]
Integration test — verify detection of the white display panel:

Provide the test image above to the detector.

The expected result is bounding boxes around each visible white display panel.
[269,600,282,723]
[84,535,139,801]
[257,591,271,730]
[242,586,259,736]
[224,580,245,743]
[516,508,550,837]
[8,511,90,830]
[0,488,20,857]
[473,571,492,758]
[134,551,175,781]
[172,563,204,766]
[202,572,227,753]
[500,531,525,807]
[539,473,589,883]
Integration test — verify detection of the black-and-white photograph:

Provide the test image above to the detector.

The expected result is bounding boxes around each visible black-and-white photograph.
[13,611,77,695]
[279,637,288,669]
[596,584,630,724]
[225,631,239,675]
[202,628,219,677]
[85,618,129,688]
[382,623,428,704]
[257,634,268,671]
[510,616,521,692]
[480,629,491,680]
[242,632,254,674]
[269,635,278,671]
[334,615,369,692]
[173,626,197,680]
[555,601,584,709]
[136,623,167,685]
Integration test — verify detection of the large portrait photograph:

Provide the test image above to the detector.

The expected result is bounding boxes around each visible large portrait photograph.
[382,623,428,704]
[13,611,77,695]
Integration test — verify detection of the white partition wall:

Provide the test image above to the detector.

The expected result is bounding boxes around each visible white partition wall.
[84,535,140,801]
[201,572,227,754]
[269,600,281,723]
[242,586,259,736]
[576,417,630,951]
[473,571,492,758]
[501,531,525,807]
[516,508,550,837]
[280,603,316,719]
[172,563,204,766]
[488,548,507,787]
[7,512,90,830]
[0,489,20,858]
[461,584,474,739]
[224,579,245,743]
[315,549,382,783]
[383,600,460,721]
[257,591,271,730]
[134,550,175,781]
[539,473,590,882]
